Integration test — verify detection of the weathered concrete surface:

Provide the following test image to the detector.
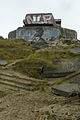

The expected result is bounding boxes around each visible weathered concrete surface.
[16,26,61,41]
[53,59,80,73]
[70,74,80,84]
[63,70,80,85]
[8,26,77,42]
[61,28,77,39]
[70,47,80,55]
[0,60,7,66]
[8,30,16,39]
[44,59,80,78]
[52,83,80,97]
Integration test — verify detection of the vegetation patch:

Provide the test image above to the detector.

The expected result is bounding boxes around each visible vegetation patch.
[0,39,35,61]
[11,47,80,79]
[12,57,56,79]
[0,38,80,79]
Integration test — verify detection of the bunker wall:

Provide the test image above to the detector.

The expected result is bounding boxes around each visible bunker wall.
[8,26,77,41]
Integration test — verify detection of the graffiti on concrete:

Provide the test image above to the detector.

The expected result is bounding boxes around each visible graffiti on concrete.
[16,27,61,42]
[8,13,77,41]
[31,27,44,41]
[23,13,56,25]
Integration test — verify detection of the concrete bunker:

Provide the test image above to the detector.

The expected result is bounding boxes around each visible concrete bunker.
[8,13,77,41]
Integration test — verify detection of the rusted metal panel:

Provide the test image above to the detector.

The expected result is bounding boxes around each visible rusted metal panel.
[23,13,56,26]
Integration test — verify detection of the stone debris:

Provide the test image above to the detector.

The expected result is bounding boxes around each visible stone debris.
[44,58,80,78]
[52,83,80,97]
[70,47,80,55]
[35,104,80,120]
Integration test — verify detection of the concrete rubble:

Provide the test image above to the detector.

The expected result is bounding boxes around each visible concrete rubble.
[52,83,80,97]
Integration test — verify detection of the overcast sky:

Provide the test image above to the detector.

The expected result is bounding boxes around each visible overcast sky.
[0,0,80,39]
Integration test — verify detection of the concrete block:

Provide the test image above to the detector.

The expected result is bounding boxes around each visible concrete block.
[52,83,80,97]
